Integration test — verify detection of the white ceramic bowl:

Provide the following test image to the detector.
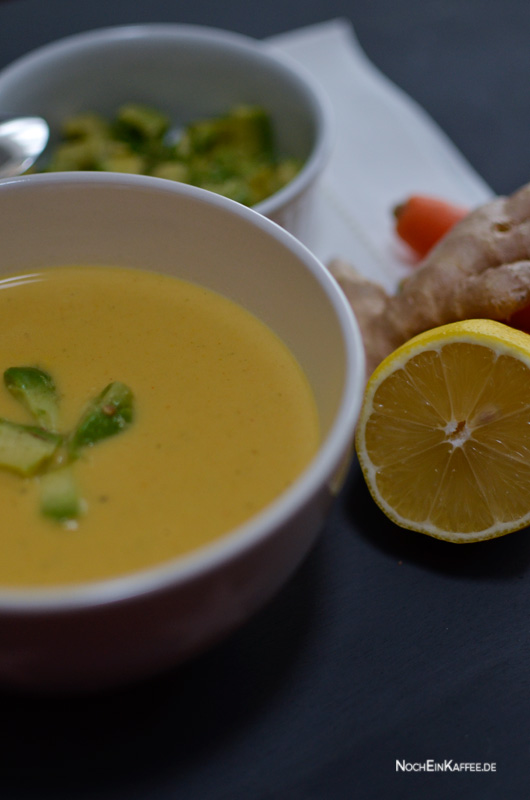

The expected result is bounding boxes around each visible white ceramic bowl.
[0,23,332,247]
[0,172,364,692]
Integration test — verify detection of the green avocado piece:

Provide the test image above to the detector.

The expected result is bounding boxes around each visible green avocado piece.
[70,381,134,456]
[4,366,60,431]
[0,419,62,476]
[40,465,82,523]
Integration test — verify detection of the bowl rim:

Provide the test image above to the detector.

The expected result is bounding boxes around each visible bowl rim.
[0,170,363,613]
[0,22,334,217]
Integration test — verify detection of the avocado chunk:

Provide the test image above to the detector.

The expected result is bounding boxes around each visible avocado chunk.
[115,103,170,141]
[4,366,60,431]
[0,419,62,476]
[69,381,134,455]
[40,465,82,523]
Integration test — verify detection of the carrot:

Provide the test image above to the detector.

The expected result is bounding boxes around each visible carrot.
[393,194,468,260]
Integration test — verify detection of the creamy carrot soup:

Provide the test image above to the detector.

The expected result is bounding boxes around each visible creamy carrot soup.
[0,266,319,587]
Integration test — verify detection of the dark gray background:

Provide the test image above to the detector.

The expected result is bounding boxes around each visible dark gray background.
[0,1,529,798]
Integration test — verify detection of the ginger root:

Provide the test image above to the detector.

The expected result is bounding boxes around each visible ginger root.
[329,182,530,378]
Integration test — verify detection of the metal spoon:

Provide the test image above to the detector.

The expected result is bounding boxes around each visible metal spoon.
[0,116,49,178]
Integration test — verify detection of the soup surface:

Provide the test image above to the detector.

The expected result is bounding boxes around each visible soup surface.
[0,266,319,587]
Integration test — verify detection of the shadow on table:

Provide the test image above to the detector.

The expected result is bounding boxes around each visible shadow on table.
[0,539,324,799]
[344,457,530,581]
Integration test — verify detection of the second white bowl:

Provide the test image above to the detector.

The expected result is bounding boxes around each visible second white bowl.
[0,23,333,246]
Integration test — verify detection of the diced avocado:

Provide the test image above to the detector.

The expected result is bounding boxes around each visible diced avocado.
[115,103,170,141]
[184,105,273,159]
[201,178,252,205]
[98,153,147,174]
[0,419,62,476]
[40,465,82,523]
[273,158,302,186]
[4,366,60,431]
[247,159,302,204]
[43,139,99,171]
[40,103,302,207]
[62,112,110,141]
[150,161,190,182]
[221,105,274,157]
[70,381,134,455]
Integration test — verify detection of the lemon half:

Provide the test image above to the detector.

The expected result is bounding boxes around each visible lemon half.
[355,319,530,542]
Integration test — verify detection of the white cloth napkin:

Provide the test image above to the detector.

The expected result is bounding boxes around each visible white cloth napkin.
[266,19,494,290]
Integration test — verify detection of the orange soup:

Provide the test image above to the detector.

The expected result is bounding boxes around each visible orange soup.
[0,266,319,586]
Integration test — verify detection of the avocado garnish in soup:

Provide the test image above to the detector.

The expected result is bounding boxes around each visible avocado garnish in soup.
[0,367,134,525]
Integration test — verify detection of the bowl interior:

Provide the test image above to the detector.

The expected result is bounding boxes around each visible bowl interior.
[0,25,321,169]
